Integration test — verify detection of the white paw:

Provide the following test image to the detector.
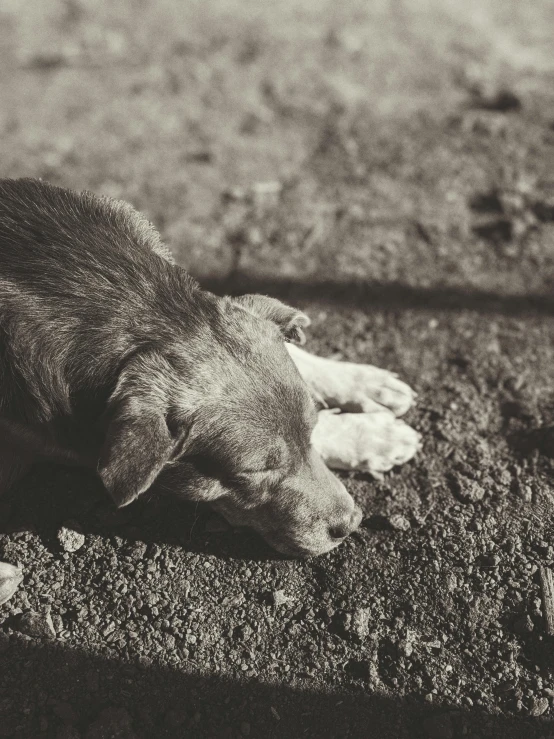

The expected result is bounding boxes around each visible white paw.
[312,409,421,479]
[286,345,417,417]
[317,362,416,417]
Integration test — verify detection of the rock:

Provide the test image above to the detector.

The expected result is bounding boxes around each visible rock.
[529,697,549,717]
[0,562,23,605]
[272,589,289,607]
[398,629,416,657]
[451,474,485,503]
[519,484,533,503]
[422,713,454,739]
[128,541,147,559]
[331,608,372,640]
[57,524,85,553]
[14,610,56,639]
[236,623,254,641]
[50,613,64,634]
[102,622,116,637]
[350,607,371,639]
[388,514,411,531]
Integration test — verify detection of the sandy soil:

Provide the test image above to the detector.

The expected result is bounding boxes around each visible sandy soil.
[1,1,554,737]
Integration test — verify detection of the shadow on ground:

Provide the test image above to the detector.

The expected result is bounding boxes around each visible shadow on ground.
[0,635,550,739]
[0,466,278,562]
[201,274,554,318]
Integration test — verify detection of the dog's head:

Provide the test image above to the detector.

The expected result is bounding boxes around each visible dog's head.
[98,293,361,557]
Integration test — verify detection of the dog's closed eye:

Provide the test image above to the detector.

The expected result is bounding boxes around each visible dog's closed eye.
[235,443,286,475]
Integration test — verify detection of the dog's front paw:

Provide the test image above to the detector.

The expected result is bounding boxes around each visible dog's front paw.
[325,362,416,416]
[312,409,421,479]
[287,347,417,417]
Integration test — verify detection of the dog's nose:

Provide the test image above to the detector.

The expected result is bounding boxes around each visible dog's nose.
[328,506,362,540]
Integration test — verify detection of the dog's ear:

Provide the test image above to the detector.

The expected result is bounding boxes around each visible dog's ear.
[232,294,310,345]
[98,355,181,507]
[98,401,174,508]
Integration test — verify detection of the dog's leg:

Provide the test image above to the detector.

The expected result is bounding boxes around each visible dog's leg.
[287,344,416,417]
[311,408,421,479]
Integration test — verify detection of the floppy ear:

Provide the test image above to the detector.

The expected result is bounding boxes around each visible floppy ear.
[233,294,311,345]
[98,403,174,507]
[98,356,180,507]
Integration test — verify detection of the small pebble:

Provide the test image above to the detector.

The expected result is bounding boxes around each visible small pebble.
[529,697,549,717]
[520,485,533,503]
[272,589,289,607]
[350,607,371,639]
[388,514,410,531]
[57,524,85,553]
[14,610,56,639]
[399,629,416,657]
[456,478,485,503]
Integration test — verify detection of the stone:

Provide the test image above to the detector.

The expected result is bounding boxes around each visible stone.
[529,697,549,717]
[14,610,56,639]
[57,524,85,553]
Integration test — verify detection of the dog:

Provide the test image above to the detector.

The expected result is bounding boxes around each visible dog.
[0,178,419,601]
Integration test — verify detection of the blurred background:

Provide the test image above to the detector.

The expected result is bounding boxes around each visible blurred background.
[1,0,553,296]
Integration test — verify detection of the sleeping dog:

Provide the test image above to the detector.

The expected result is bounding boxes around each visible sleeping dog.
[0,178,419,597]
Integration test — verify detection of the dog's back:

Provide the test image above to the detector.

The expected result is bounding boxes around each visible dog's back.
[0,179,213,428]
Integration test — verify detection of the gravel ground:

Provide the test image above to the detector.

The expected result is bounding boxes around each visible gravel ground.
[1,1,554,737]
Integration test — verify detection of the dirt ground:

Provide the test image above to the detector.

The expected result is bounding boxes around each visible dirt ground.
[1,1,554,737]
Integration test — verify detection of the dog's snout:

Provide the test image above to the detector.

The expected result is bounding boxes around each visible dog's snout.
[328,505,362,540]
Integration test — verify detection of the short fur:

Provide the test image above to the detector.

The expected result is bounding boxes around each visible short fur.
[0,179,359,556]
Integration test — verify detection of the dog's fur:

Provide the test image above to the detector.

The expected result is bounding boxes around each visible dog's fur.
[0,178,363,557]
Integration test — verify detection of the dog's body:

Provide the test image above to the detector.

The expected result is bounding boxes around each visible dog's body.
[0,178,419,592]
